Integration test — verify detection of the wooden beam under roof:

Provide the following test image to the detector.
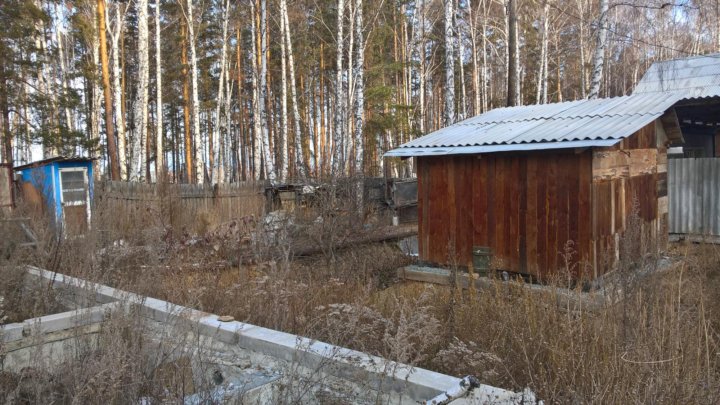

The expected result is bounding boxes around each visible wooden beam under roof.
[660,108,684,144]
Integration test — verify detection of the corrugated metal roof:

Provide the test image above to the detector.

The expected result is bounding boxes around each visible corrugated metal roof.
[13,156,95,171]
[385,92,682,157]
[384,139,619,157]
[634,53,720,98]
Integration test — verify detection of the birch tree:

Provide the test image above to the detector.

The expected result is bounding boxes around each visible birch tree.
[154,0,163,180]
[250,0,262,180]
[588,0,609,99]
[353,0,364,177]
[54,5,74,136]
[333,0,347,174]
[33,0,56,159]
[279,0,289,180]
[131,0,149,182]
[185,0,204,183]
[109,2,127,180]
[506,0,519,106]
[535,0,550,104]
[212,0,231,184]
[258,0,275,180]
[455,0,467,120]
[353,0,365,210]
[90,1,102,165]
[444,0,456,125]
[281,0,306,178]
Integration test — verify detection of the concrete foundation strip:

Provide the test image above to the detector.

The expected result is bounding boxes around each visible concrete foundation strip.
[18,265,539,403]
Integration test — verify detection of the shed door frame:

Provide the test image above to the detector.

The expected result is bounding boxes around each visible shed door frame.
[58,167,91,234]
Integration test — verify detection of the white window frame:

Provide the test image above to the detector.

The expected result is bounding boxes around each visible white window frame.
[58,167,91,233]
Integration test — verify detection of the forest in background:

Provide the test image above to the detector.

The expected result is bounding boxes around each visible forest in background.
[0,0,718,183]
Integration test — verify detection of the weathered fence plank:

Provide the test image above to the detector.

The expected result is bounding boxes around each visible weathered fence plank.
[96,181,264,228]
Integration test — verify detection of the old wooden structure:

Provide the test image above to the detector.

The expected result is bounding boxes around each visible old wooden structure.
[0,163,12,213]
[14,156,95,236]
[386,92,689,281]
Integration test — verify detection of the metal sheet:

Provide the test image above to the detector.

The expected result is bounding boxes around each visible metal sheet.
[668,157,720,237]
[387,93,683,157]
[384,139,619,157]
[634,53,720,98]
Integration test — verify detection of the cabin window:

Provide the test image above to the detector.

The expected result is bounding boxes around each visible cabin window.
[60,169,87,205]
[59,168,90,236]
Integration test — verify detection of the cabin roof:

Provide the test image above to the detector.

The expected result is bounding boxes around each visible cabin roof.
[386,54,720,158]
[13,156,95,171]
[634,53,720,98]
[385,92,682,157]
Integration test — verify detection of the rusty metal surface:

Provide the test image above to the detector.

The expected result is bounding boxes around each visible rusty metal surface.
[668,157,720,236]
[386,92,682,157]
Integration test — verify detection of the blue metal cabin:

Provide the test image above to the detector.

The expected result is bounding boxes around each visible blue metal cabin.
[13,157,94,236]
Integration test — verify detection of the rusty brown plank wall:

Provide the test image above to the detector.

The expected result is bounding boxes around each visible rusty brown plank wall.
[417,151,593,280]
[591,122,665,276]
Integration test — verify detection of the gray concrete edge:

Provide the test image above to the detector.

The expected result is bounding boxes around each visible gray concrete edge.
[22,266,522,401]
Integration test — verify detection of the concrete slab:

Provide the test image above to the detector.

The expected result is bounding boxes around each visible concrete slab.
[21,265,539,404]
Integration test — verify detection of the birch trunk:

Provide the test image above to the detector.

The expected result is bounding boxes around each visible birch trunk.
[577,0,587,98]
[716,0,720,52]
[506,0,518,106]
[222,59,233,182]
[212,0,231,184]
[410,0,425,134]
[110,3,127,180]
[481,0,488,112]
[35,0,56,159]
[258,0,275,180]
[353,0,365,210]
[353,0,364,177]
[54,5,74,134]
[535,0,549,104]
[155,0,163,180]
[444,0,455,125]
[281,0,306,178]
[279,1,289,180]
[131,0,149,182]
[468,0,479,116]
[91,1,102,164]
[347,0,354,168]
[588,0,608,99]
[186,0,204,183]
[251,0,262,180]
[455,0,467,120]
[333,0,346,174]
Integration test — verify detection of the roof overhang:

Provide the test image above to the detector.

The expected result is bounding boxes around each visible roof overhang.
[13,156,96,171]
[384,139,620,158]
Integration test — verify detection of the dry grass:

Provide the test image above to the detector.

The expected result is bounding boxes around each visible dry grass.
[1,182,719,404]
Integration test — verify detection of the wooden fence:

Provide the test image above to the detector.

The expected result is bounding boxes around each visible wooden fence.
[96,181,265,227]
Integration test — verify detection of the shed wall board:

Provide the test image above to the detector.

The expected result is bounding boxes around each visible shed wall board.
[591,122,666,275]
[418,151,592,279]
[417,121,667,280]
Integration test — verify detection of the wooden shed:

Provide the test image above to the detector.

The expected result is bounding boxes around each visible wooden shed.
[14,156,95,237]
[386,92,687,280]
